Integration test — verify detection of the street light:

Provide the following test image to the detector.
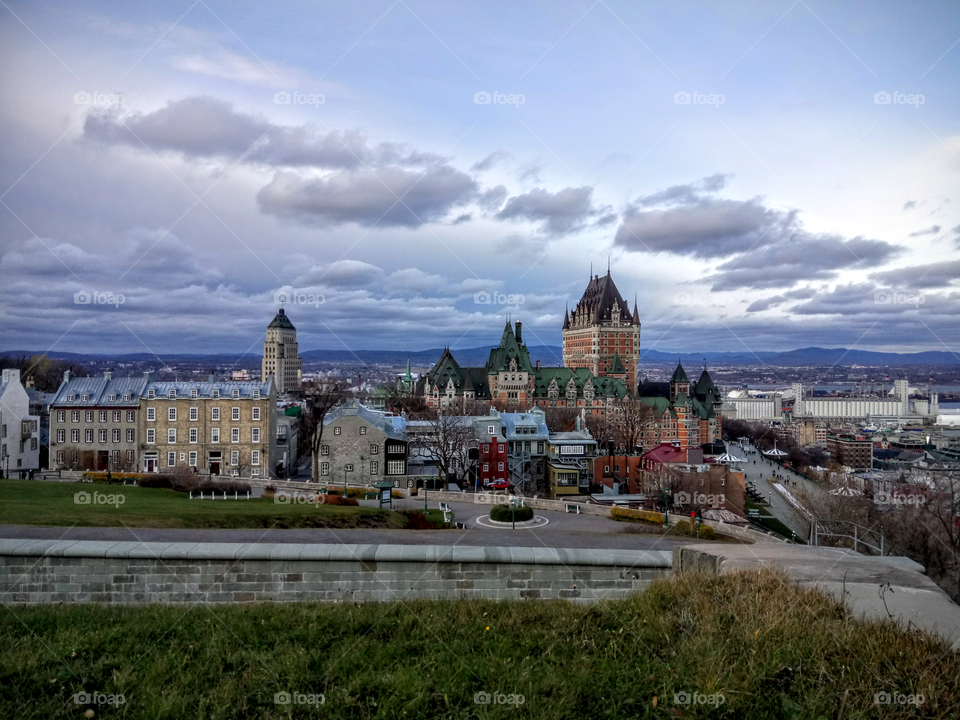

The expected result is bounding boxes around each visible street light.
[663,486,671,527]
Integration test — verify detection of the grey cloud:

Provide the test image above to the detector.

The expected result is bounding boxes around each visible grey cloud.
[908,225,940,237]
[903,200,919,211]
[745,286,817,312]
[615,197,789,258]
[869,259,960,289]
[633,173,731,208]
[496,186,612,235]
[471,151,512,172]
[256,165,478,228]
[790,283,959,317]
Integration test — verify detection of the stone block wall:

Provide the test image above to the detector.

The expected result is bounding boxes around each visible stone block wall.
[0,540,672,605]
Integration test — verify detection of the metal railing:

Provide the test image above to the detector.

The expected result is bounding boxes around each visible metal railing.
[810,519,885,556]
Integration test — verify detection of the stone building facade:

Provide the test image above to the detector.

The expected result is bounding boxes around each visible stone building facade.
[319,400,408,485]
[49,371,146,472]
[138,378,276,477]
[262,308,302,394]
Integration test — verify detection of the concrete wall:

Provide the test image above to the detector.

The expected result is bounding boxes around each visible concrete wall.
[0,540,672,605]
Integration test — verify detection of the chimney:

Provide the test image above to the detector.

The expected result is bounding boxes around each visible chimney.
[143,371,152,384]
[63,370,73,383]
[208,373,215,383]
[515,321,522,344]
[536,360,541,370]
[575,415,581,431]
[104,370,112,380]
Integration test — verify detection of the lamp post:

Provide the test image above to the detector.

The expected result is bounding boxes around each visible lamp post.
[663,486,671,527]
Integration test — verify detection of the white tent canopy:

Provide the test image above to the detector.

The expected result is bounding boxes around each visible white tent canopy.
[715,453,747,464]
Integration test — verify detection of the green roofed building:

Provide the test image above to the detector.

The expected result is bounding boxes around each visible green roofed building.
[420,321,629,416]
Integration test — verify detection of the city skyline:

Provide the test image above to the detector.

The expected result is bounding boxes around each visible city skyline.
[1,1,958,356]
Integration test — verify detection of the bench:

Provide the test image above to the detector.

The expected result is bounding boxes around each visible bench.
[564,503,581,514]
[454,522,466,529]
[439,502,451,512]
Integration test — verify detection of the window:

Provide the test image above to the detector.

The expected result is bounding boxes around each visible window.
[57,410,65,422]
[56,450,64,464]
[188,451,197,467]
[189,428,198,443]
[212,389,220,398]
[251,450,260,466]
[56,429,65,443]
[230,450,239,466]
[231,428,239,443]
[67,394,75,401]
[189,408,198,421]
[168,407,177,421]
[488,425,496,435]
[211,428,220,443]
[168,390,176,399]
[320,462,329,476]
[167,429,176,444]
[387,461,405,475]
[127,410,135,422]
[251,428,260,443]
[253,389,260,399]
[212,407,220,421]
[147,390,155,399]
[146,428,155,444]
[334,426,341,435]
[537,441,544,454]
[71,429,80,443]
[321,445,329,455]
[498,462,504,471]
[31,438,38,451]
[167,452,176,467]
[85,411,94,422]
[370,461,378,475]
[123,394,131,402]
[147,408,156,421]
[343,464,354,472]
[371,444,378,454]
[99,411,107,423]
[71,410,80,423]
[81,394,89,402]
[112,429,121,443]
[252,407,261,421]
[180,453,185,461]
[359,426,366,436]
[112,411,121,422]
[108,394,116,402]
[85,429,94,443]
[190,389,198,399]
[483,444,490,452]
[387,443,403,454]
[483,463,489,472]
[232,407,240,421]
[112,450,120,463]
[126,429,135,443]
[232,389,240,399]
[126,450,134,464]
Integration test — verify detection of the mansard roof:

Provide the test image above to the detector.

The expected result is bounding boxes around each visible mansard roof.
[532,367,628,399]
[571,270,639,326]
[424,349,490,397]
[694,368,722,405]
[608,352,626,374]
[268,308,296,330]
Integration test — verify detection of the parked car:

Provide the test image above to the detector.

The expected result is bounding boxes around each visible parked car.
[488,481,511,490]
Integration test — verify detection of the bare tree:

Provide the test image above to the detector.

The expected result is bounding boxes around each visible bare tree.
[301,382,344,484]
[609,396,655,452]
[413,413,474,488]
[543,406,578,433]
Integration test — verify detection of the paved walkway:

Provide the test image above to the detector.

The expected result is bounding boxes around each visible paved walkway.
[733,441,818,539]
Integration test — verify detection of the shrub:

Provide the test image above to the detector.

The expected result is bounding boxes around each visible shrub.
[345,488,368,498]
[263,485,277,498]
[83,472,141,484]
[401,510,436,530]
[611,506,665,525]
[490,504,533,523]
[138,474,174,489]
[673,519,716,538]
[319,494,359,506]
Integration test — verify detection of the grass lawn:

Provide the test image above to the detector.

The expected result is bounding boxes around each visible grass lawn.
[1,569,956,718]
[0,479,406,530]
[745,499,802,542]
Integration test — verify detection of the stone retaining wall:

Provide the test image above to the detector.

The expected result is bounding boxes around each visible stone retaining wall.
[0,540,672,605]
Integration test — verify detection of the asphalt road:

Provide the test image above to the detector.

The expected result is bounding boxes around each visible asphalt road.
[733,441,818,540]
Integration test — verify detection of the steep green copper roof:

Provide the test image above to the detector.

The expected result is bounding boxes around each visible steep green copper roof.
[485,321,534,373]
[608,352,626,374]
[268,308,296,330]
[670,361,689,384]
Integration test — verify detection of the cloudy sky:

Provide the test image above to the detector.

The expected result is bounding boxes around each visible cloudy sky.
[1,1,958,359]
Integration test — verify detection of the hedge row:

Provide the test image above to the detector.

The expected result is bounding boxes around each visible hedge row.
[610,506,666,525]
[490,504,534,522]
[674,519,717,539]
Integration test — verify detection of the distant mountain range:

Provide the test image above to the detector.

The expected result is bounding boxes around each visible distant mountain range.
[2,346,958,366]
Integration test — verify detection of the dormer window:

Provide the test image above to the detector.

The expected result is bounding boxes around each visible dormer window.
[168,390,177,399]
[232,389,240,399]
[212,389,220,398]
[108,394,116,401]
[190,389,198,399]
[147,390,155,399]
[81,394,89,401]
[253,389,260,399]
[123,394,131,401]
[67,394,75,401]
